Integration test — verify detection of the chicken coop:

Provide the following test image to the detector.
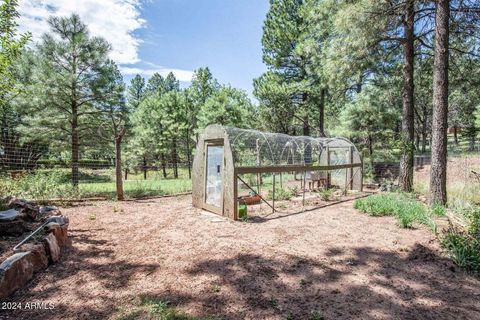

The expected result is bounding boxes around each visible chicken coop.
[192,124,363,220]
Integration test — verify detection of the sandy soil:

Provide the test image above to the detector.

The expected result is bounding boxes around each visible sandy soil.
[1,194,480,320]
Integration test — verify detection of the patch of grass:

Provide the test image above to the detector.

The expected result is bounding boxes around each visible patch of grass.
[441,206,480,275]
[430,202,446,217]
[118,296,221,320]
[354,193,436,231]
[0,170,192,200]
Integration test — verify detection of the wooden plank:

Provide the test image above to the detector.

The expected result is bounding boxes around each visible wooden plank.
[235,163,362,174]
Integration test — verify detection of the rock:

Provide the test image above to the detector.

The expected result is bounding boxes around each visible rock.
[46,215,69,226]
[0,209,26,236]
[0,252,34,299]
[8,198,39,221]
[15,243,48,272]
[0,209,21,222]
[45,222,69,247]
[42,233,60,263]
[0,220,25,236]
[39,206,62,217]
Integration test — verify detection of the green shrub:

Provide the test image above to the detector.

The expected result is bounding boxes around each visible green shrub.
[317,188,335,201]
[354,193,436,231]
[441,207,480,275]
[0,171,79,200]
[267,187,293,201]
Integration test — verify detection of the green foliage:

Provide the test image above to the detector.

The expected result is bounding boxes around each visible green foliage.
[354,193,436,231]
[117,295,220,320]
[0,171,78,200]
[267,187,293,201]
[0,169,192,200]
[197,86,256,129]
[441,207,480,275]
[0,0,30,107]
[430,202,446,217]
[317,188,334,201]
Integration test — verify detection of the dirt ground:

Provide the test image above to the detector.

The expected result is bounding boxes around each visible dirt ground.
[2,194,480,320]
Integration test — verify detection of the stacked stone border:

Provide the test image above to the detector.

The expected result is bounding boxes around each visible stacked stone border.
[0,199,70,299]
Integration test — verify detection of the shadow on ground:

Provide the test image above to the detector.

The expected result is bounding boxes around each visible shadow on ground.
[2,229,480,320]
[1,228,159,320]
[142,244,480,320]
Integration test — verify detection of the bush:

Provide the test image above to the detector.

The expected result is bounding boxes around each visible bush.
[317,188,335,201]
[0,171,80,200]
[354,193,436,231]
[267,187,293,201]
[441,207,480,275]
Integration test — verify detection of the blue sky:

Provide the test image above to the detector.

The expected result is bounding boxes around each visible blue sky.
[18,0,270,96]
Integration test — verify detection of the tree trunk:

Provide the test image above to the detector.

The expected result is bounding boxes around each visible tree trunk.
[143,156,147,180]
[71,101,79,187]
[421,104,428,153]
[186,132,192,179]
[303,117,311,164]
[453,125,458,144]
[430,0,450,205]
[172,138,178,179]
[161,153,167,178]
[367,133,374,158]
[319,88,326,136]
[399,0,415,192]
[115,128,126,201]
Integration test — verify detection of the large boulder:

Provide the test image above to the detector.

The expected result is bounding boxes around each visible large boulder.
[0,252,34,299]
[43,233,60,263]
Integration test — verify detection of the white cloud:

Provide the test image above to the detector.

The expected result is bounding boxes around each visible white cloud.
[17,0,145,64]
[120,65,194,82]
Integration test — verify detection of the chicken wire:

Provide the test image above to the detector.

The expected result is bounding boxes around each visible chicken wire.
[225,127,361,168]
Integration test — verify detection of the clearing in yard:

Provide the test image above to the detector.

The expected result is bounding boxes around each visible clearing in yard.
[3,195,480,320]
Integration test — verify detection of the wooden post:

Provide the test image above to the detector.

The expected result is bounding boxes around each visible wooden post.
[302,170,307,206]
[326,146,331,188]
[272,173,275,213]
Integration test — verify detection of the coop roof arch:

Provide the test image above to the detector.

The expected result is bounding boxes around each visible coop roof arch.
[222,126,362,169]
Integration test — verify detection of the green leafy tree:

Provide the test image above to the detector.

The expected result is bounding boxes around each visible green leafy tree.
[197,86,256,129]
[0,0,29,108]
[27,14,124,186]
[126,74,145,110]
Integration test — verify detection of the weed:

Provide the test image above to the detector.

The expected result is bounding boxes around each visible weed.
[89,214,96,220]
[288,186,299,197]
[211,284,221,293]
[354,193,436,231]
[441,207,480,275]
[269,298,278,308]
[430,202,446,216]
[317,188,335,201]
[310,310,324,320]
[267,187,292,201]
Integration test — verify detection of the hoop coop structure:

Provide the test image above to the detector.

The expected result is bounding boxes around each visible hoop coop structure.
[192,125,363,220]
